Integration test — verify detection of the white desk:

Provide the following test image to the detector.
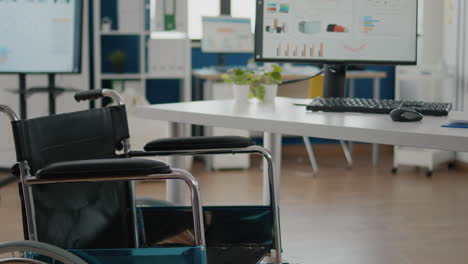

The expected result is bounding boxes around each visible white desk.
[193,68,388,166]
[137,97,468,204]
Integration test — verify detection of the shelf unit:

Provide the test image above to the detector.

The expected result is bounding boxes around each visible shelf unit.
[92,0,191,102]
[92,0,192,169]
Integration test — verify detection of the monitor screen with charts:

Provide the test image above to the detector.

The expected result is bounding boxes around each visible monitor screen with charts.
[255,0,418,65]
[202,16,254,53]
[0,0,82,73]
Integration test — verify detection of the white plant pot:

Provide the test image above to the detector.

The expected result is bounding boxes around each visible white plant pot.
[263,84,278,103]
[233,84,251,102]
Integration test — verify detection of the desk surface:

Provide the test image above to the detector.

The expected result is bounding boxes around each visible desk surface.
[137,97,468,152]
[193,68,388,81]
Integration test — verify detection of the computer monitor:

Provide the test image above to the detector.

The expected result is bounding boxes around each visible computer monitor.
[254,0,418,97]
[202,16,254,65]
[0,0,82,74]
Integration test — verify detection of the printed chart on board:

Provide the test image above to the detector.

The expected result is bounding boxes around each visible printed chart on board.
[0,0,81,73]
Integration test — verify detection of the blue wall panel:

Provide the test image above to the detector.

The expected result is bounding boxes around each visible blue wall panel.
[101,36,140,73]
[146,79,181,104]
[191,48,255,68]
[100,0,118,30]
[350,65,395,100]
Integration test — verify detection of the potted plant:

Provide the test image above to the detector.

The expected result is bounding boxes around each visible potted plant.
[109,50,126,73]
[250,64,283,103]
[222,68,255,102]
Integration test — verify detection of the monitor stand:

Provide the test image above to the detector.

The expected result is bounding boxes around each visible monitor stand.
[19,73,27,119]
[323,64,347,98]
[15,74,59,119]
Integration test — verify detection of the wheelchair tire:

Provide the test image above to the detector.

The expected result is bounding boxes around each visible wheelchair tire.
[0,241,87,264]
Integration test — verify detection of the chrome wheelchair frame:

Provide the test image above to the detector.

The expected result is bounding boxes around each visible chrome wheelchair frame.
[0,89,284,264]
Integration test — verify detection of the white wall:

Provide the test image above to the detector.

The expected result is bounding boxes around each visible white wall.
[419,0,445,65]
[0,0,90,167]
[462,1,468,111]
[444,0,468,162]
[397,0,449,102]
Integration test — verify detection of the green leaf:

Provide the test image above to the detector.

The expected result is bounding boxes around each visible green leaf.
[272,64,283,73]
[223,68,256,85]
[270,72,282,84]
[250,84,265,101]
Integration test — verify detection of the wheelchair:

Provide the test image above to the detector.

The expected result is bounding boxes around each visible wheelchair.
[0,89,283,264]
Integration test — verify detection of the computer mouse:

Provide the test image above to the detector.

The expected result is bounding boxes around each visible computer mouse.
[390,108,423,122]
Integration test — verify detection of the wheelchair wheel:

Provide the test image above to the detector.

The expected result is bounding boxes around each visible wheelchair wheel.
[0,241,86,264]
[0,258,47,263]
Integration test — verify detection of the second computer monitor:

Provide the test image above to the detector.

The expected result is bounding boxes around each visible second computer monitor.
[202,16,254,53]
[254,0,418,65]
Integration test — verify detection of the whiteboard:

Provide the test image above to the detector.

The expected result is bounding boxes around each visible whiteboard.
[0,0,82,73]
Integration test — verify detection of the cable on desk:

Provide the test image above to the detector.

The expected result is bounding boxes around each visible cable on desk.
[281,68,325,86]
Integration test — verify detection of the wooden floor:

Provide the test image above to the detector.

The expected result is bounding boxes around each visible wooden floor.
[1,144,468,264]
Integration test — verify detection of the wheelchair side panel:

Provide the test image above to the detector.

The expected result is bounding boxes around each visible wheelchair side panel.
[70,247,207,264]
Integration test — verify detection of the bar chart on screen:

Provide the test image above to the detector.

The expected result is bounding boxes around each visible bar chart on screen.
[275,41,325,58]
[260,0,416,62]
[362,16,379,33]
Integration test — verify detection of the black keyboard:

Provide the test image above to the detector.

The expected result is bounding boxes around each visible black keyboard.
[306,97,452,116]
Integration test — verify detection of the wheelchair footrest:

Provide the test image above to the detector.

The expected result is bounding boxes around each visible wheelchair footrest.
[139,206,275,264]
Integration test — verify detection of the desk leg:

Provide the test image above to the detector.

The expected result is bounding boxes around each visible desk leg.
[195,77,201,101]
[193,78,202,137]
[372,78,381,167]
[204,80,214,171]
[204,80,214,99]
[349,78,355,98]
[263,132,282,205]
[167,122,187,205]
[347,79,355,158]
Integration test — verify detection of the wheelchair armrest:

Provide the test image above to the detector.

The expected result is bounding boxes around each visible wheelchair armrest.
[36,158,171,180]
[144,136,256,152]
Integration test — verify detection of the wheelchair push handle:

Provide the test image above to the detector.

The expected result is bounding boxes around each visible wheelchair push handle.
[74,89,104,102]
[0,105,20,121]
[74,89,125,105]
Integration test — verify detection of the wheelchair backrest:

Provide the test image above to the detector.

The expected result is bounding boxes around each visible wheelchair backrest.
[11,105,136,250]
[12,106,129,174]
